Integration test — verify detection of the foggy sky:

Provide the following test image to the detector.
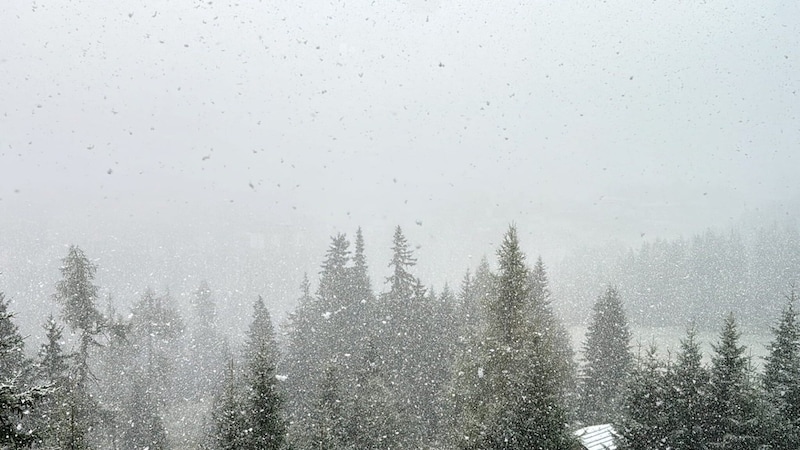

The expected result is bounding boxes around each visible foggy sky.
[1,0,799,337]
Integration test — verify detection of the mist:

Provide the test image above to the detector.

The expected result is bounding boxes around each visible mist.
[1,1,799,448]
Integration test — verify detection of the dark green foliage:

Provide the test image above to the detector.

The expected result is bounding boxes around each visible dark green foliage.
[527,257,578,420]
[211,359,249,450]
[667,326,712,450]
[457,226,577,450]
[580,286,632,425]
[52,245,106,450]
[284,233,368,445]
[304,365,348,450]
[186,281,223,400]
[34,315,72,448]
[707,313,770,449]
[124,375,168,450]
[386,225,418,301]
[0,293,44,448]
[242,296,286,450]
[763,289,800,446]
[617,344,672,450]
[618,328,711,450]
[346,341,404,449]
[53,245,103,334]
[115,288,184,450]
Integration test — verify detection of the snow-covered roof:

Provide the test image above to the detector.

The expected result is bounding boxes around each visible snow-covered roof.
[573,423,617,450]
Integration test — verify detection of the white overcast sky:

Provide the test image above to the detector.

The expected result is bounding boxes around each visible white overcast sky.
[1,0,799,328]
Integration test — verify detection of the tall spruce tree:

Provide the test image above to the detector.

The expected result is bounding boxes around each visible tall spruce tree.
[617,344,672,450]
[211,358,248,450]
[123,288,184,449]
[457,225,576,449]
[34,315,72,448]
[0,292,44,448]
[0,293,26,383]
[763,289,800,446]
[52,245,105,450]
[707,313,767,448]
[345,341,404,449]
[304,365,348,450]
[187,280,222,400]
[386,226,417,301]
[527,257,577,420]
[580,286,633,425]
[243,296,286,450]
[667,325,712,450]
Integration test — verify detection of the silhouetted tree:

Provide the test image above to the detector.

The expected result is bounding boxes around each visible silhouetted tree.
[763,289,800,446]
[242,296,286,450]
[53,245,105,450]
[457,226,576,449]
[580,286,632,424]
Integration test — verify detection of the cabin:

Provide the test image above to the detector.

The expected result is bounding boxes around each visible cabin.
[573,423,617,450]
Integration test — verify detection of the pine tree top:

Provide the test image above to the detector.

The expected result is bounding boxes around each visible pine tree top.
[53,245,103,333]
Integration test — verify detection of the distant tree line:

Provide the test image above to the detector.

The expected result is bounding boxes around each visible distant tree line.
[557,223,800,329]
[1,225,799,449]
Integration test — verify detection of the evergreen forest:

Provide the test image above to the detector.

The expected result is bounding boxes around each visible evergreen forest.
[2,224,800,449]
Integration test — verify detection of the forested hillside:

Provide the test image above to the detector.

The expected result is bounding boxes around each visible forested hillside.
[555,220,800,329]
[2,224,800,448]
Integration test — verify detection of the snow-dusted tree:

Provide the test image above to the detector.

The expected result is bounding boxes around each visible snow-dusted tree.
[580,286,633,424]
[304,365,348,450]
[33,315,72,448]
[457,226,576,449]
[0,292,45,448]
[386,225,417,301]
[707,313,768,448]
[763,289,800,445]
[667,326,712,449]
[211,358,248,450]
[124,375,168,450]
[0,293,26,383]
[122,288,184,449]
[345,341,405,449]
[617,344,671,450]
[52,245,105,450]
[351,227,373,304]
[527,257,578,419]
[188,280,222,399]
[242,296,285,450]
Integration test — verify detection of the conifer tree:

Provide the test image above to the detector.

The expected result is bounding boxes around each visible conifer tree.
[211,358,248,450]
[580,286,633,425]
[0,292,43,448]
[351,227,373,303]
[527,257,578,418]
[242,296,286,450]
[123,288,184,449]
[667,325,712,450]
[386,226,417,301]
[345,341,404,449]
[763,289,800,445]
[707,313,767,448]
[457,226,576,449]
[188,280,222,399]
[0,293,26,383]
[52,245,105,450]
[617,344,671,450]
[305,365,347,450]
[34,315,72,448]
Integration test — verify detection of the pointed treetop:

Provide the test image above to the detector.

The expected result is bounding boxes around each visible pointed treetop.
[491,224,530,346]
[386,226,417,300]
[53,245,103,333]
[246,295,278,364]
[354,227,367,272]
[299,273,312,304]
